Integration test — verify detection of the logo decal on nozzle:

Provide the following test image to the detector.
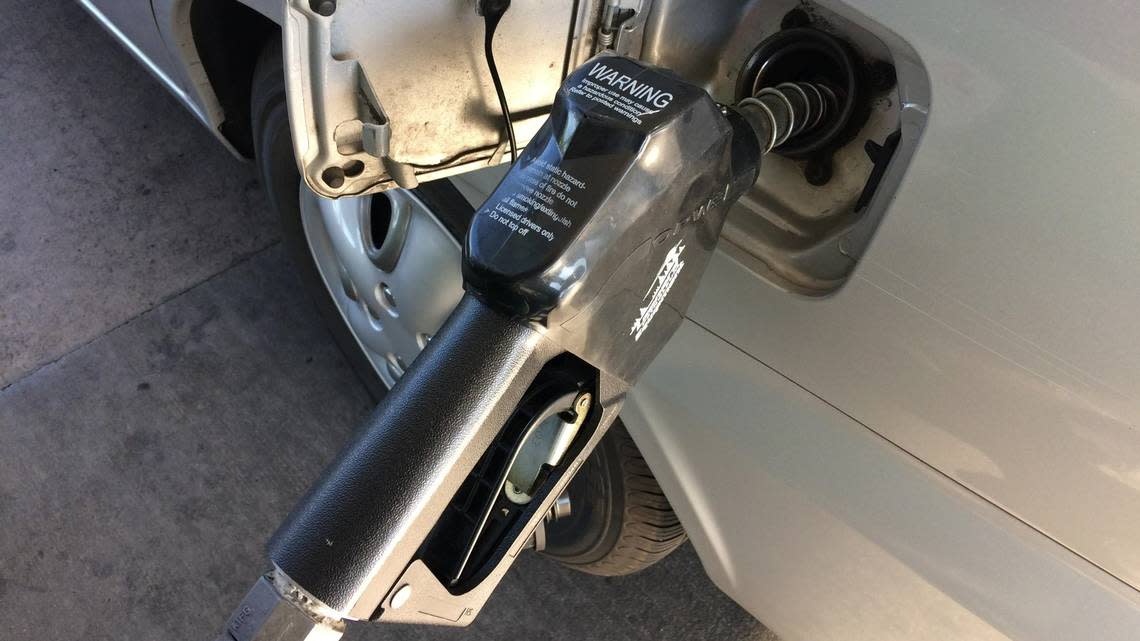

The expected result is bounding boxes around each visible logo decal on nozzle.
[630,241,686,341]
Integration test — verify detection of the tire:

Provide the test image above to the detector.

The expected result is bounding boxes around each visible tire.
[249,40,684,575]
[541,420,688,575]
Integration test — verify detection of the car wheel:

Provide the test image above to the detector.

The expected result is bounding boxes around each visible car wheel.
[249,39,685,575]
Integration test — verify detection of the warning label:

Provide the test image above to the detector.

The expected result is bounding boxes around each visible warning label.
[568,61,675,125]
[479,158,586,244]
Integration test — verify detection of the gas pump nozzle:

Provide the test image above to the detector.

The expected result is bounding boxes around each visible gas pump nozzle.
[215,54,809,640]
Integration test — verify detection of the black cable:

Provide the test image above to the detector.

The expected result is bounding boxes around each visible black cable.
[480,0,518,162]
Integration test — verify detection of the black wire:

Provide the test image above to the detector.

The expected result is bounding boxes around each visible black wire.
[482,9,518,163]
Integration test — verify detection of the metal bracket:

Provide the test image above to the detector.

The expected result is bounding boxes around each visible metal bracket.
[595,0,654,57]
[613,0,654,57]
[373,460,586,627]
[357,72,418,189]
[370,389,601,627]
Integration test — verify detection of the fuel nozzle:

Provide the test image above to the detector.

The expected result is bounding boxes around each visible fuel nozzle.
[216,53,792,641]
[734,81,839,153]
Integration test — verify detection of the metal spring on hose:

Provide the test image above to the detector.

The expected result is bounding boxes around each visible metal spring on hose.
[737,81,839,153]
[597,29,615,49]
[596,0,620,51]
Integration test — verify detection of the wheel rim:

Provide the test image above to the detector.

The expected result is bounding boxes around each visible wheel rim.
[299,185,465,388]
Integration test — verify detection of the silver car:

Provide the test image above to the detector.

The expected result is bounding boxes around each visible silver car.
[80,0,1140,639]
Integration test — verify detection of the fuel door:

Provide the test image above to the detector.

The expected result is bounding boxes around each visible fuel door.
[284,0,610,198]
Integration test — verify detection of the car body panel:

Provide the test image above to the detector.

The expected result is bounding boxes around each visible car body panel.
[621,320,1140,641]
[81,0,178,84]
[150,0,231,129]
[78,0,209,126]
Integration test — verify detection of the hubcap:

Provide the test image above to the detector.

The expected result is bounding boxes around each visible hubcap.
[300,186,465,388]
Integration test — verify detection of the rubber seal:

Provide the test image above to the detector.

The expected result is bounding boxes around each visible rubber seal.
[736,27,861,158]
